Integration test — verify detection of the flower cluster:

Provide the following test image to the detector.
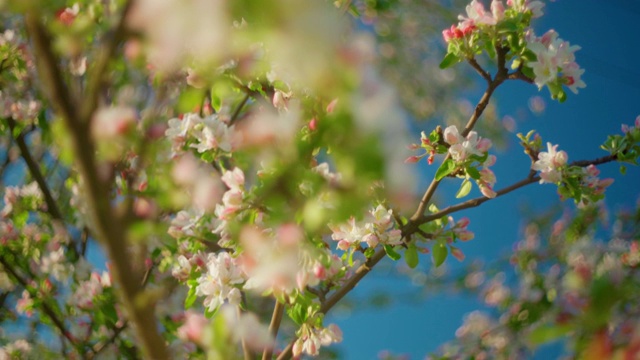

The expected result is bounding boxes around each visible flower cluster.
[602,116,640,171]
[443,125,492,162]
[526,29,586,95]
[72,271,112,310]
[444,125,497,198]
[293,323,343,357]
[532,142,613,203]
[532,142,568,184]
[442,0,543,43]
[329,205,402,251]
[214,167,246,245]
[165,112,234,157]
[441,0,584,102]
[195,252,245,312]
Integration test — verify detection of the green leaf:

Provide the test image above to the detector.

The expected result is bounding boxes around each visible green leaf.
[435,158,456,181]
[177,88,205,114]
[620,165,627,175]
[528,324,572,347]
[432,242,448,267]
[384,244,401,261]
[456,179,472,198]
[466,166,481,180]
[439,53,460,69]
[404,244,419,269]
[185,285,197,309]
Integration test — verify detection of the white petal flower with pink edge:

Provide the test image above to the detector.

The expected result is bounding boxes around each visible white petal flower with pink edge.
[459,0,497,26]
[532,142,568,184]
[191,114,234,153]
[195,252,245,312]
[329,217,368,251]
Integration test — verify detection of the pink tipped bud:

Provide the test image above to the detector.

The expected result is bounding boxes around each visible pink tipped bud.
[480,184,497,198]
[635,115,640,129]
[484,154,497,167]
[586,164,600,177]
[405,155,421,164]
[418,247,430,254]
[476,138,493,152]
[456,217,471,228]
[457,230,475,241]
[599,178,614,188]
[326,98,339,113]
[450,246,465,262]
[309,118,318,131]
[443,28,454,42]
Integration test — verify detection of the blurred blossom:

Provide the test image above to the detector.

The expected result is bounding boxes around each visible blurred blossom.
[221,306,273,352]
[177,311,209,346]
[527,95,546,115]
[464,271,486,288]
[234,100,300,150]
[239,224,306,295]
[502,115,516,133]
[128,0,230,72]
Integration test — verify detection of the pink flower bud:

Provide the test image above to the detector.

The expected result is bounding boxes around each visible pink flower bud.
[450,246,465,262]
[309,118,318,131]
[480,184,497,198]
[484,154,497,167]
[404,155,421,164]
[443,27,454,42]
[622,124,630,133]
[598,178,614,188]
[314,263,327,280]
[457,230,475,241]
[444,125,461,145]
[586,164,600,177]
[636,115,640,129]
[326,98,339,113]
[456,217,470,228]
[476,138,492,152]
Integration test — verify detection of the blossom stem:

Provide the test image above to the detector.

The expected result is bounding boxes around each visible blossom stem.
[262,301,285,360]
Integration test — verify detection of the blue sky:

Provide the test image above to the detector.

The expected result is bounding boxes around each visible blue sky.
[330,1,640,358]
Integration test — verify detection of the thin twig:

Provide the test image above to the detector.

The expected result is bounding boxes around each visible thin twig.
[0,254,81,352]
[229,92,251,126]
[6,118,64,221]
[80,0,135,122]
